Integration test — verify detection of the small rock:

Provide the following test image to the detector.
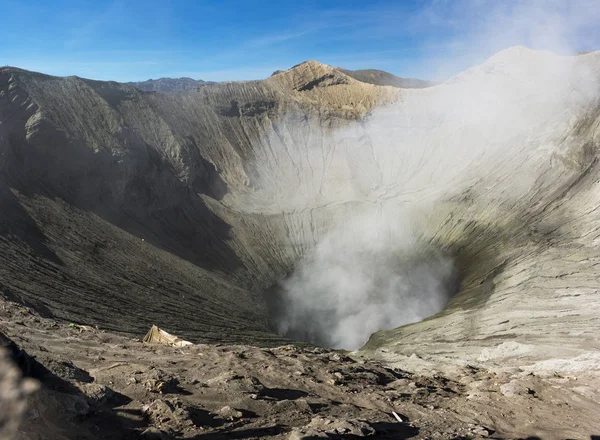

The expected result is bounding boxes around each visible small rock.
[205,373,264,395]
[288,427,327,440]
[471,425,492,437]
[217,405,243,420]
[27,409,39,421]
[307,416,375,437]
[141,368,180,394]
[144,379,167,393]
[143,398,196,432]
[78,383,113,407]
[389,378,411,388]
[499,381,519,397]
[143,399,172,420]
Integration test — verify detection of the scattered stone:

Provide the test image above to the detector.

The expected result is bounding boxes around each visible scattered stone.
[77,383,113,407]
[217,405,243,420]
[499,381,520,397]
[470,424,493,437]
[143,398,197,432]
[141,368,180,394]
[307,416,376,436]
[288,427,328,440]
[220,375,264,395]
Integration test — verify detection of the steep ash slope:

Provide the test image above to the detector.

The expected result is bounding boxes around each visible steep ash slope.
[0,63,396,343]
[1,49,600,371]
[359,49,600,370]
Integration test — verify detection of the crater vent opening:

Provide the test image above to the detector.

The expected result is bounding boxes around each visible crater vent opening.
[266,244,460,350]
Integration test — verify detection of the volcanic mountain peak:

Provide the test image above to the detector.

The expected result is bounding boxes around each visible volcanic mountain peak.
[269,60,438,89]
[267,60,354,91]
[264,60,399,115]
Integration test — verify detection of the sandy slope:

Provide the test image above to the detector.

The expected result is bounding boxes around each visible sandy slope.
[2,297,600,439]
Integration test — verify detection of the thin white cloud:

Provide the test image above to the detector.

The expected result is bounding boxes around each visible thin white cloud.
[415,0,600,79]
[245,30,313,48]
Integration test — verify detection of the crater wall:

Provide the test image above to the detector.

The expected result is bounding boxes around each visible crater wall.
[1,48,599,368]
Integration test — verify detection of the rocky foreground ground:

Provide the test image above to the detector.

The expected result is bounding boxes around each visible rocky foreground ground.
[1,297,599,440]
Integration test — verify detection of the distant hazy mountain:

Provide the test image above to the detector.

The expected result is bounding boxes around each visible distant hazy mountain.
[132,68,433,93]
[128,77,211,92]
[337,68,437,88]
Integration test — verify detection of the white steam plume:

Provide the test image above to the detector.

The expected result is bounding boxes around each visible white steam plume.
[275,212,455,349]
[246,1,600,350]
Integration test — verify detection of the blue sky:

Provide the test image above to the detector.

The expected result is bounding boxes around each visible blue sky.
[2,0,599,82]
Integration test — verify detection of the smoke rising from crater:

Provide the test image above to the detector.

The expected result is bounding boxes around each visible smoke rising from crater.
[255,2,600,350]
[275,213,456,350]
